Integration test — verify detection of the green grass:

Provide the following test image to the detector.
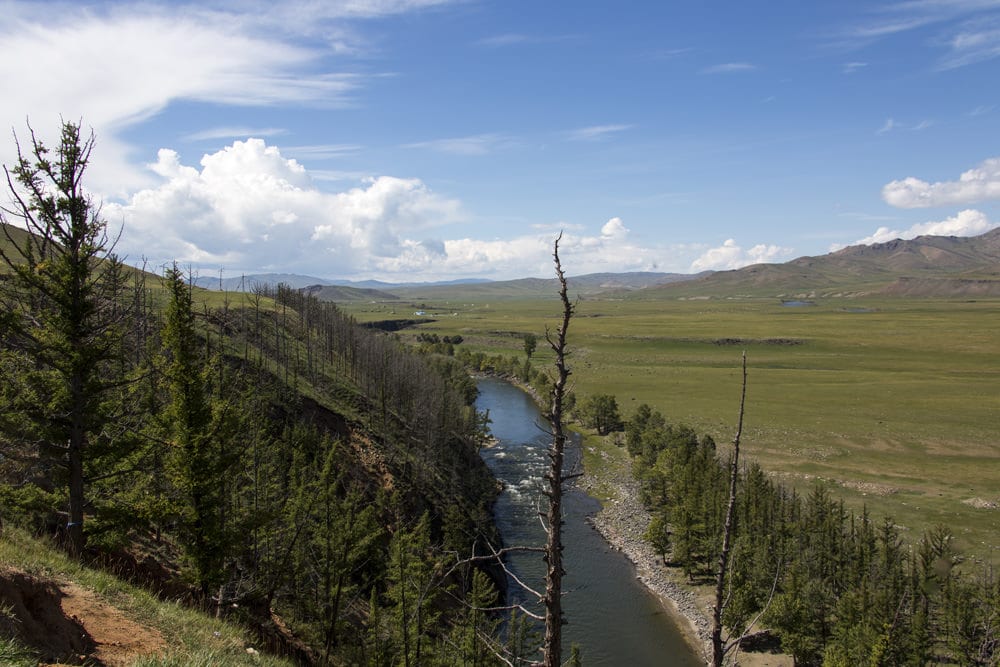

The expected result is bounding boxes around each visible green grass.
[345,295,1000,561]
[0,526,293,666]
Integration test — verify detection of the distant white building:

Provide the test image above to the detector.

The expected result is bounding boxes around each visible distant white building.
[414,310,426,316]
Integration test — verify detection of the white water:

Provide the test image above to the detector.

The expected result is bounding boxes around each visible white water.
[476,377,702,665]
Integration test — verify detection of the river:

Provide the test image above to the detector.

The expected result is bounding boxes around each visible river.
[475,377,702,666]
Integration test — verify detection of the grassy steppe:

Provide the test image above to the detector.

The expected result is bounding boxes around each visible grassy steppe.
[348,295,1000,561]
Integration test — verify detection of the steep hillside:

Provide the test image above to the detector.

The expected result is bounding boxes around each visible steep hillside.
[0,275,503,665]
[302,282,399,302]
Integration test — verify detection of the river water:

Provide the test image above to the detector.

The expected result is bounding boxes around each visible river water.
[475,377,702,666]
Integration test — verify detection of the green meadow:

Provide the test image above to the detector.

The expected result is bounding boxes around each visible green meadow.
[347,295,1000,561]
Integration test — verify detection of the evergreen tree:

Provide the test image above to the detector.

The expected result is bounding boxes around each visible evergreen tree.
[578,393,622,435]
[161,264,238,595]
[386,512,441,667]
[0,120,135,555]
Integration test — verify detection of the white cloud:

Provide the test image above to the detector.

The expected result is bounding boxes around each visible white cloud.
[283,144,365,160]
[876,118,933,134]
[108,139,464,274]
[564,124,634,142]
[690,239,793,272]
[183,127,289,142]
[601,217,629,239]
[834,209,996,249]
[0,1,460,198]
[939,18,1000,69]
[106,145,708,280]
[882,157,1000,207]
[477,33,531,47]
[404,134,510,155]
[842,61,868,74]
[837,2,1000,69]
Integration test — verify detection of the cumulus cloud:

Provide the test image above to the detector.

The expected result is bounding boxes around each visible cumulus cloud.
[601,217,629,239]
[108,139,464,274]
[109,150,704,281]
[833,209,996,249]
[882,157,1000,208]
[690,239,793,272]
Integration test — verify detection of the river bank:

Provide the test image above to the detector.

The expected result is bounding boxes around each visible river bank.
[578,461,714,664]
[480,373,715,662]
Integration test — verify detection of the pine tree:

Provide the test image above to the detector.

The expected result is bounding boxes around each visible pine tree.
[161,264,237,595]
[0,120,134,555]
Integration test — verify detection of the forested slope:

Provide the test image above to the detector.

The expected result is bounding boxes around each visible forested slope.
[0,122,510,665]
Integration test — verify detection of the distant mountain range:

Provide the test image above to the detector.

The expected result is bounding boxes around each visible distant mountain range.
[642,227,1000,299]
[192,270,700,301]
[188,228,1000,302]
[191,272,491,292]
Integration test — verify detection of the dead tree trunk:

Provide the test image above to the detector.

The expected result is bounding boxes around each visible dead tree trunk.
[712,352,748,666]
[541,234,574,667]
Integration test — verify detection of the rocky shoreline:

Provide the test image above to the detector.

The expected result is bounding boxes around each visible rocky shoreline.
[579,471,713,664]
[480,373,714,663]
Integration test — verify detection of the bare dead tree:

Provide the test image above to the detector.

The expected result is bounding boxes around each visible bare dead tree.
[540,233,574,667]
[712,351,747,666]
[431,235,575,666]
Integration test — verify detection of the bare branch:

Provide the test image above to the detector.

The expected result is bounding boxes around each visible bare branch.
[712,351,748,666]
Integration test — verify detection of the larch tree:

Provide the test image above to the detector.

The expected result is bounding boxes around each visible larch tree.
[0,120,133,556]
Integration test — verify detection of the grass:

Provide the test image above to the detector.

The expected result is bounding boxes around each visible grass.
[0,525,293,666]
[344,294,1000,562]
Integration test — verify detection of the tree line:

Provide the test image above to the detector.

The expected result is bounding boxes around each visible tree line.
[626,401,999,666]
[0,120,536,664]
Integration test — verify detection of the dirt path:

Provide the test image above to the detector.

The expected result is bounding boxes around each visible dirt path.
[1,565,167,666]
[50,582,166,666]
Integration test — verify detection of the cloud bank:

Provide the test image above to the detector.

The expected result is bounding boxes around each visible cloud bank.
[882,157,1000,208]
[690,239,793,272]
[108,142,720,281]
[109,139,463,274]
[834,209,996,250]
[0,3,402,197]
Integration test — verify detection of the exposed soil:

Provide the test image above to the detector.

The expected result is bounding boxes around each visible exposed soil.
[0,567,166,666]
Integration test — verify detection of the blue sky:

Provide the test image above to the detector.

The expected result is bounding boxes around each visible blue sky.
[2,0,1000,281]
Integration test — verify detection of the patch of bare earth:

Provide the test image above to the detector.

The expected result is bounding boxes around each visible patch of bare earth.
[55,582,166,666]
[0,567,165,666]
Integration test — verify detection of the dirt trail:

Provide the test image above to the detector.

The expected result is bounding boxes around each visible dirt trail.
[55,581,166,666]
[0,566,165,666]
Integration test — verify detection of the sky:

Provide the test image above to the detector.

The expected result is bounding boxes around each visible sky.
[2,0,1000,282]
